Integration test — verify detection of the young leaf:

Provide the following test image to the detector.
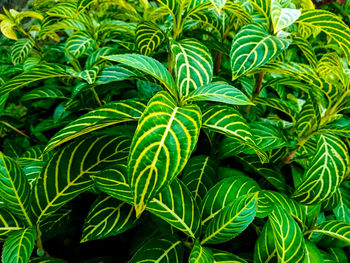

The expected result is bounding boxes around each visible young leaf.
[127,91,201,216]
[31,135,131,223]
[0,153,32,225]
[103,54,177,97]
[81,195,138,242]
[230,23,291,79]
[293,134,349,205]
[269,205,306,263]
[171,38,213,98]
[129,235,184,263]
[189,240,213,263]
[136,22,166,56]
[271,0,301,34]
[2,226,36,263]
[184,82,252,105]
[201,193,258,244]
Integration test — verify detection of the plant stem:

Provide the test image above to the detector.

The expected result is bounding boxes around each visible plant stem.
[91,87,102,107]
[215,28,230,74]
[0,121,32,140]
[245,72,265,115]
[36,226,50,257]
[18,27,42,52]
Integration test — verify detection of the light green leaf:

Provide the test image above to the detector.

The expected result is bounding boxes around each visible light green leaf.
[171,38,213,99]
[303,241,324,263]
[293,134,349,205]
[65,31,95,58]
[247,0,270,23]
[292,34,318,68]
[136,21,166,56]
[184,82,252,105]
[45,99,146,152]
[269,205,306,263]
[0,208,24,239]
[230,23,291,79]
[127,91,201,216]
[297,9,350,63]
[103,54,177,98]
[201,175,260,225]
[31,135,130,223]
[295,98,319,138]
[81,195,138,242]
[333,190,350,223]
[189,240,213,263]
[2,226,36,263]
[201,193,258,244]
[311,220,350,246]
[0,153,32,225]
[254,220,277,263]
[11,38,34,65]
[129,235,184,263]
[271,0,301,34]
[223,2,252,25]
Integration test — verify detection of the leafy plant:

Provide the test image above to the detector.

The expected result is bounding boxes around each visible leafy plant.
[0,0,350,262]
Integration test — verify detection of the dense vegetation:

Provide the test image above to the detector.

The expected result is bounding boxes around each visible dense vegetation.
[0,0,350,262]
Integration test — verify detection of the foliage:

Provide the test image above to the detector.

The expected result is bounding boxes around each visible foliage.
[0,0,350,262]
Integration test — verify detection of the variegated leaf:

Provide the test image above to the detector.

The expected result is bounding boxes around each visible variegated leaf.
[11,38,34,65]
[136,21,166,56]
[254,220,277,263]
[0,208,24,239]
[271,0,301,34]
[311,220,350,246]
[127,91,201,216]
[65,31,95,58]
[189,240,213,263]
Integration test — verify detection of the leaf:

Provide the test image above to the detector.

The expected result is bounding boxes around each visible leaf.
[254,220,277,263]
[81,195,137,242]
[39,207,71,240]
[251,121,288,151]
[271,0,301,34]
[210,0,227,13]
[21,87,68,102]
[127,91,201,216]
[293,134,349,205]
[77,0,96,11]
[2,226,36,263]
[223,2,252,25]
[311,220,350,246]
[0,64,72,98]
[201,193,258,244]
[230,23,290,79]
[269,205,306,263]
[201,175,261,225]
[45,99,146,152]
[136,21,166,56]
[129,235,184,263]
[297,10,350,63]
[182,155,217,204]
[254,97,297,121]
[11,39,34,65]
[103,54,177,97]
[0,208,24,239]
[295,98,319,138]
[303,241,324,263]
[92,166,202,238]
[0,153,32,225]
[0,20,17,40]
[171,38,213,98]
[29,257,67,263]
[292,35,318,68]
[189,240,213,263]
[212,249,248,263]
[65,31,95,58]
[184,82,252,105]
[31,135,130,223]
[333,190,350,223]
[247,0,270,23]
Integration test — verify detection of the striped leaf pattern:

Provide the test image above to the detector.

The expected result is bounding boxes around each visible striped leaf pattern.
[223,2,252,25]
[185,82,252,105]
[271,0,301,34]
[2,226,36,263]
[230,23,291,79]
[0,153,32,225]
[92,166,202,238]
[0,64,72,98]
[182,155,217,204]
[129,236,183,262]
[0,208,24,239]
[11,39,34,65]
[95,64,139,84]
[200,175,260,225]
[171,38,213,98]
[312,220,350,245]
[127,91,201,216]
[254,220,277,263]
[31,135,131,223]
[45,99,146,152]
[212,249,248,263]
[103,54,177,97]
[81,195,137,242]
[297,10,350,63]
[251,121,287,151]
[21,87,67,102]
[254,97,297,121]
[247,0,270,22]
[295,99,319,138]
[303,241,324,263]
[293,134,349,205]
[201,193,258,244]
[136,22,166,56]
[269,205,305,263]
[189,240,213,263]
[292,35,318,68]
[65,31,95,58]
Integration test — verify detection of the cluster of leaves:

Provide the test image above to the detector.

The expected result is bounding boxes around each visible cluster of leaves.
[0,0,350,262]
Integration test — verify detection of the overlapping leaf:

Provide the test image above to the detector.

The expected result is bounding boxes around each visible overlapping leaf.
[31,135,131,223]
[254,220,277,263]
[293,134,349,205]
[0,208,24,239]
[311,220,350,246]
[189,240,213,263]
[127,91,201,216]
[271,0,301,34]
[65,31,95,58]
[136,22,166,56]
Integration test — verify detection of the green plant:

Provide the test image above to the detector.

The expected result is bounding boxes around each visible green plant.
[0,0,350,262]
